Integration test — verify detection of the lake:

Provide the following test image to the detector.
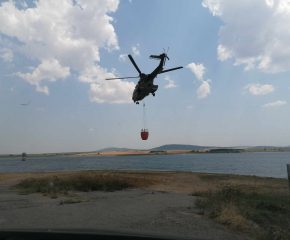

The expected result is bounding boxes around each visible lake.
[1,152,290,178]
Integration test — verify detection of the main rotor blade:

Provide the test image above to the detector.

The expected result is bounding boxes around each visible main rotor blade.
[105,77,139,80]
[159,66,183,74]
[128,55,141,75]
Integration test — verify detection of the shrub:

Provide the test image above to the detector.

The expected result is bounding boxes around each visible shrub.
[194,186,290,239]
[14,173,142,194]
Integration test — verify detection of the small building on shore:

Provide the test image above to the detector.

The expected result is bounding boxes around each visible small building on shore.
[22,152,27,161]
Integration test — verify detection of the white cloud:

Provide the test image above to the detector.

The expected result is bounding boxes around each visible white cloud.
[10,86,15,92]
[0,48,13,62]
[187,62,212,98]
[89,80,135,104]
[203,0,290,73]
[244,83,275,95]
[187,106,193,109]
[78,65,113,83]
[186,63,205,80]
[89,128,94,131]
[119,54,127,62]
[197,80,211,99]
[35,108,44,111]
[0,0,134,104]
[132,44,140,56]
[217,45,233,61]
[79,65,135,103]
[26,66,35,71]
[111,68,119,77]
[14,59,70,95]
[202,0,222,16]
[265,0,274,8]
[164,75,177,88]
[263,100,286,107]
[20,1,28,9]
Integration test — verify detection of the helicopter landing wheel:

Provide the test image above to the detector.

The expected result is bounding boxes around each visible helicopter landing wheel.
[152,93,155,97]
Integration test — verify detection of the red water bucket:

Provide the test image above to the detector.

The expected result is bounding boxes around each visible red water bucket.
[141,129,149,140]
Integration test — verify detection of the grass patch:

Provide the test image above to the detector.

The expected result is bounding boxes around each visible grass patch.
[197,173,238,181]
[13,173,152,196]
[195,186,290,239]
[194,173,288,196]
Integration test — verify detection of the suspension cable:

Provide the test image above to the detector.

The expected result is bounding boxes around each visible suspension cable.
[142,100,148,131]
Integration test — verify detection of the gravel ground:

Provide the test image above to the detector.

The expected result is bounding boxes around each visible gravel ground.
[0,187,245,240]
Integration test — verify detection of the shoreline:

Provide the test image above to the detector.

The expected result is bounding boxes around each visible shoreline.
[0,150,198,158]
[2,149,290,158]
[0,170,287,180]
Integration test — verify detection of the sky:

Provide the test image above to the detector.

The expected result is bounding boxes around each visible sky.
[0,0,290,154]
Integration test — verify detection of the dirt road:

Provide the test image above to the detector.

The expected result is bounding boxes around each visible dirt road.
[0,187,245,240]
[0,171,250,239]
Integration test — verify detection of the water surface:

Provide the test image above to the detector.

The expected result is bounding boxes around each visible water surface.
[1,152,289,178]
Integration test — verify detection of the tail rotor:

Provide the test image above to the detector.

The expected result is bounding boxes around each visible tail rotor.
[164,47,169,65]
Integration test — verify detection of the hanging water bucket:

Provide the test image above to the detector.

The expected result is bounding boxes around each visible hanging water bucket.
[141,129,149,140]
[141,102,149,140]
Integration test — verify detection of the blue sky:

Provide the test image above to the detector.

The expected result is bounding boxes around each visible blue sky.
[0,0,290,154]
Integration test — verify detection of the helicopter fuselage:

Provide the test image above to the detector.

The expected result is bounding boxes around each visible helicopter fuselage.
[105,52,182,104]
[132,57,165,103]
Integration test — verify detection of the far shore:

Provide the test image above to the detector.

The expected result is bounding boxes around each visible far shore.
[0,149,210,158]
[2,147,290,158]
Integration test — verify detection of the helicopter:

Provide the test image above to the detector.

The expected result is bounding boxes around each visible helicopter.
[105,50,183,104]
[21,100,31,106]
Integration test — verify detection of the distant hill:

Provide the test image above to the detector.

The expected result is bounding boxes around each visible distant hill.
[150,144,214,151]
[249,146,279,149]
[96,144,215,153]
[95,147,143,152]
[230,146,253,149]
[96,145,290,153]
